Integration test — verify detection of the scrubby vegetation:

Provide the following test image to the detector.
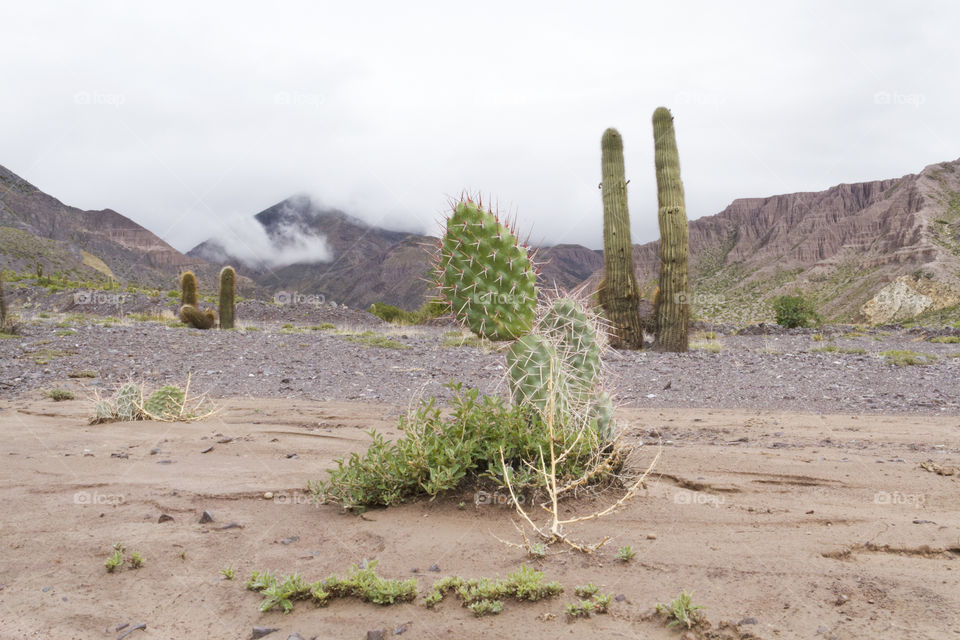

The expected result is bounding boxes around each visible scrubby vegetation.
[368,300,447,324]
[773,293,819,328]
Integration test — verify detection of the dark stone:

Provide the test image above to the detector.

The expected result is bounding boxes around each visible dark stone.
[200,446,214,454]
[199,510,214,524]
[251,627,279,639]
[158,514,174,523]
[220,522,243,530]
[738,617,758,625]
[428,564,440,572]
[366,631,386,640]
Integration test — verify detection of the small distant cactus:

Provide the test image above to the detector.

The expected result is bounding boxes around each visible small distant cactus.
[652,107,690,353]
[218,266,236,329]
[114,383,143,421]
[0,271,8,331]
[180,271,198,307]
[143,385,185,420]
[180,305,216,330]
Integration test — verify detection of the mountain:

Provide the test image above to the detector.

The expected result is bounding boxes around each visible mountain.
[0,163,214,287]
[189,197,606,310]
[611,158,960,323]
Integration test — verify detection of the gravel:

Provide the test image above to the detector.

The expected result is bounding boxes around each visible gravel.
[2,300,960,415]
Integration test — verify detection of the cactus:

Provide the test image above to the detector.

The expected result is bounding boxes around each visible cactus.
[114,383,142,421]
[218,266,236,329]
[180,271,198,307]
[144,385,185,420]
[436,198,537,341]
[179,305,216,330]
[598,128,644,350]
[652,107,690,352]
[590,392,616,442]
[505,334,569,418]
[537,297,603,404]
[94,400,115,422]
[0,271,7,330]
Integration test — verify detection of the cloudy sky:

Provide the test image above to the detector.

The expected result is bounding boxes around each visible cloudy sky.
[2,1,957,254]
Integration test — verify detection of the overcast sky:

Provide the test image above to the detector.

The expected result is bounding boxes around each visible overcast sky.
[2,1,958,253]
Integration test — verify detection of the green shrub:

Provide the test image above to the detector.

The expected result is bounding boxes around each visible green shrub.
[368,300,447,325]
[310,383,610,509]
[772,294,819,328]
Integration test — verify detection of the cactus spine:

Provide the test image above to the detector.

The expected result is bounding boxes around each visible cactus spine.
[218,266,236,329]
[180,271,198,307]
[598,128,644,349]
[652,107,690,352]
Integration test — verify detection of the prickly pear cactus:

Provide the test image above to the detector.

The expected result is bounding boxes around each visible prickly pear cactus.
[144,386,185,420]
[436,199,537,341]
[114,383,142,421]
[505,334,568,418]
[537,297,603,402]
[590,392,616,441]
[94,399,115,422]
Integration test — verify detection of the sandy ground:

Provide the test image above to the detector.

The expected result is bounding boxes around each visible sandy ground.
[0,398,957,640]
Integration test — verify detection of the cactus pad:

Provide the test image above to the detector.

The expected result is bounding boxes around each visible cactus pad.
[537,297,604,402]
[144,385,185,420]
[437,199,537,341]
[590,392,616,441]
[114,383,142,421]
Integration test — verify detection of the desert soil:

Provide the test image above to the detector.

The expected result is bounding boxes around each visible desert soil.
[0,308,959,639]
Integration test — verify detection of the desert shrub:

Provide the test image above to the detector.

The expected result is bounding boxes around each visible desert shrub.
[772,293,819,328]
[368,300,447,325]
[310,383,610,509]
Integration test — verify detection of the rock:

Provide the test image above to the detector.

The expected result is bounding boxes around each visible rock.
[738,617,758,625]
[287,634,305,640]
[392,625,407,635]
[428,564,440,572]
[41,586,50,592]
[199,510,214,524]
[149,448,160,455]
[647,533,657,540]
[83,449,94,457]
[286,452,297,459]
[366,631,386,640]
[200,446,214,454]
[280,536,299,545]
[263,492,273,500]
[251,627,279,639]
[615,594,628,602]
[220,522,243,530]
[158,514,174,523]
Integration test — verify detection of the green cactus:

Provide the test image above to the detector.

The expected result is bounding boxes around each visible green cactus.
[180,305,216,330]
[114,383,142,421]
[537,297,603,404]
[505,334,569,418]
[652,107,690,352]
[180,271,198,307]
[94,399,115,422]
[218,266,236,329]
[436,198,537,341]
[598,128,644,350]
[144,385,185,420]
[590,392,616,442]
[0,271,7,330]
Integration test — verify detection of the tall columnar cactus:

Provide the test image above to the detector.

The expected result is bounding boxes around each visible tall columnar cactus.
[218,266,236,329]
[0,271,7,329]
[436,199,537,341]
[180,271,198,307]
[598,128,644,350]
[652,107,690,352]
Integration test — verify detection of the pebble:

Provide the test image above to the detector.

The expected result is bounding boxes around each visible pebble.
[220,522,243,530]
[287,634,304,640]
[263,492,273,500]
[41,586,51,592]
[366,631,386,640]
[286,452,297,459]
[158,514,174,523]
[647,533,657,540]
[428,564,440,572]
[199,510,214,524]
[392,625,407,635]
[200,446,214,454]
[280,536,299,545]
[738,617,757,625]
[251,627,279,639]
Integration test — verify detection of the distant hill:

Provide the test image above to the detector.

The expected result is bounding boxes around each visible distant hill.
[0,163,219,289]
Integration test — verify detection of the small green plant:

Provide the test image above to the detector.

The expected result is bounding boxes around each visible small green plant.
[368,300,447,325]
[812,345,867,355]
[105,547,124,573]
[529,543,547,559]
[67,370,97,378]
[565,591,610,619]
[574,584,599,598]
[656,590,705,629]
[129,551,144,569]
[772,293,819,329]
[310,323,335,330]
[221,565,236,580]
[468,599,503,617]
[929,335,960,343]
[812,333,825,341]
[617,545,636,562]
[424,565,562,615]
[880,350,938,366]
[45,388,75,401]
[245,561,417,614]
[339,331,410,350]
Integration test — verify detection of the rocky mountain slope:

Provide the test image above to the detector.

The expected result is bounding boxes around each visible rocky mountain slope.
[0,164,215,288]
